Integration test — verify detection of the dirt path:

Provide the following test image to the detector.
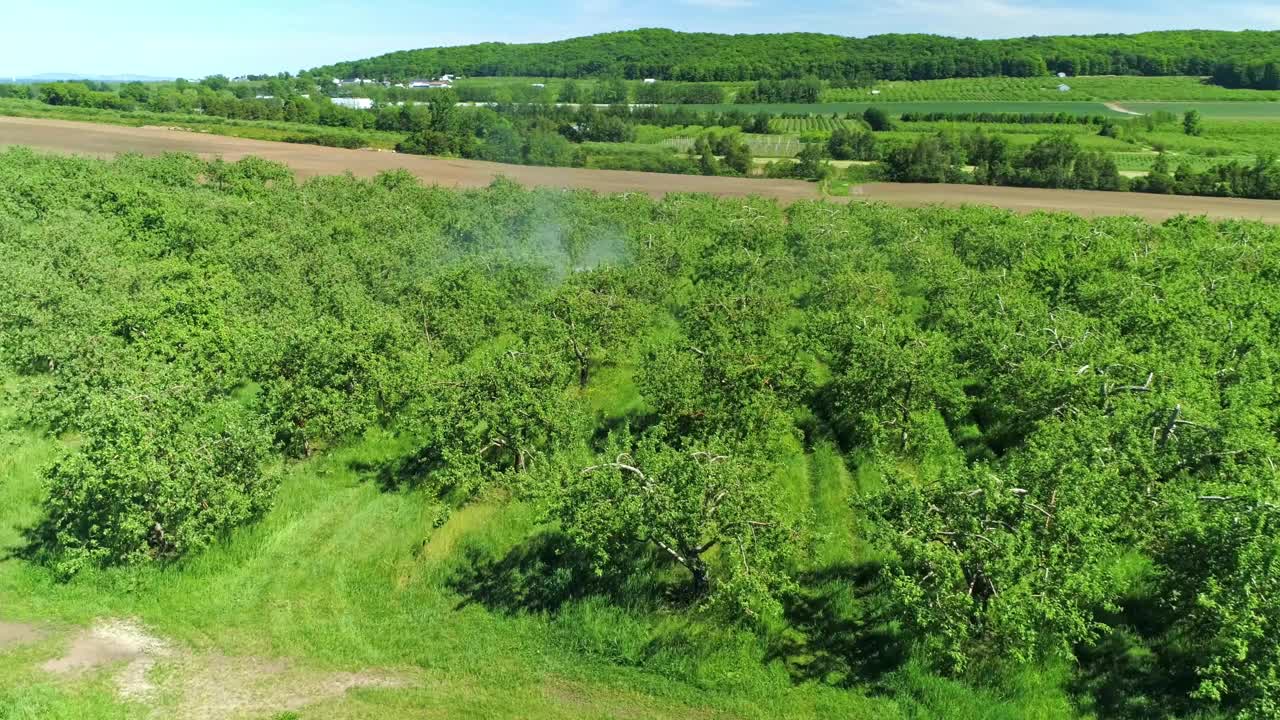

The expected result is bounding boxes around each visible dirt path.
[1104,102,1144,116]
[3,115,1279,223]
[850,183,1280,223]
[0,116,822,202]
[24,617,413,719]
[0,620,44,650]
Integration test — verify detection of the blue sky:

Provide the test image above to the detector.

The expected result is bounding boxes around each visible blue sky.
[2,0,1277,78]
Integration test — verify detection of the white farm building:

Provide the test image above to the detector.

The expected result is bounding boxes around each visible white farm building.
[330,97,374,110]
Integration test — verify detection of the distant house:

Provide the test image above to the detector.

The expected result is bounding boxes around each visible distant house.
[410,79,452,89]
[531,83,546,88]
[254,94,274,100]
[870,89,881,95]
[1057,72,1068,78]
[642,78,657,84]
[440,74,455,82]
[331,97,374,109]
[1058,84,1071,92]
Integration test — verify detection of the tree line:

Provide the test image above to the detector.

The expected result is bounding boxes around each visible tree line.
[899,111,1107,125]
[872,127,1280,200]
[305,28,1280,86]
[1210,61,1280,90]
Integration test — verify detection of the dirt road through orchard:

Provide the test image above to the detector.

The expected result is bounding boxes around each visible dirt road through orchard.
[3,116,1279,223]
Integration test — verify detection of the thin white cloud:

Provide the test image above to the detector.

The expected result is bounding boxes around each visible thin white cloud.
[681,0,758,9]
[578,0,624,14]
[862,0,1229,38]
[1240,4,1280,26]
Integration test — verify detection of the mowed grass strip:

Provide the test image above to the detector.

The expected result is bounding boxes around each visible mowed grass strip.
[824,75,1280,103]
[674,101,1123,117]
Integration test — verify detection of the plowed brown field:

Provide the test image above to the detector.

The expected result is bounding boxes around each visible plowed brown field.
[3,116,1278,223]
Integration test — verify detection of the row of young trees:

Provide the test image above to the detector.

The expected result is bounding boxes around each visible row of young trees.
[1133,153,1280,199]
[736,78,824,104]
[386,91,768,176]
[5,149,1280,715]
[875,128,1280,200]
[899,111,1108,125]
[3,149,1280,714]
[870,128,1122,190]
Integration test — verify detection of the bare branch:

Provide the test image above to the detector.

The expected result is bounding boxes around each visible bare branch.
[582,457,647,483]
[1159,404,1182,448]
[650,536,688,568]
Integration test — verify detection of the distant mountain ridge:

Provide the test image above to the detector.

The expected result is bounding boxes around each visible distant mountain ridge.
[304,27,1280,87]
[5,73,174,84]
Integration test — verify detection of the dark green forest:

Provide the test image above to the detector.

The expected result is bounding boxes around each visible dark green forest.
[307,28,1280,87]
[3,148,1280,717]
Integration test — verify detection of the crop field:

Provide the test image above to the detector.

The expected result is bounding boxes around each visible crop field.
[676,100,1125,117]
[772,115,863,133]
[0,98,404,148]
[1107,151,1257,171]
[1121,101,1280,119]
[824,75,1280,103]
[661,134,802,157]
[369,76,1280,107]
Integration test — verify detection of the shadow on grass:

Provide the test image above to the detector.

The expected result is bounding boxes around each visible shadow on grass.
[446,531,686,616]
[349,447,446,494]
[6,517,56,567]
[768,561,910,688]
[1070,594,1206,720]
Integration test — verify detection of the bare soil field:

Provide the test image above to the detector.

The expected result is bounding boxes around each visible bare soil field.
[851,182,1280,223]
[0,116,820,202]
[3,116,1279,223]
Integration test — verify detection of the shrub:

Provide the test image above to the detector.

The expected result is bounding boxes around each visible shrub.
[283,132,368,149]
[33,389,275,576]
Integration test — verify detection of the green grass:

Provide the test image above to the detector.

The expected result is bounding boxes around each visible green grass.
[674,101,1125,117]
[1122,101,1280,119]
[0,376,893,718]
[825,75,1280,103]
[806,442,861,566]
[773,116,861,134]
[0,425,794,718]
[660,134,802,158]
[0,98,402,149]
[0,369,1085,718]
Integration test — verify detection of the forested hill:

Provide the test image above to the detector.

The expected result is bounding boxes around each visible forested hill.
[306,28,1280,86]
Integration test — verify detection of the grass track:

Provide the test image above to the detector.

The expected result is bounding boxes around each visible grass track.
[673,101,1123,117]
[1123,101,1280,119]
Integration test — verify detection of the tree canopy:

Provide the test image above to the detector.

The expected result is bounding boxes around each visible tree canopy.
[305,28,1280,85]
[5,148,1280,715]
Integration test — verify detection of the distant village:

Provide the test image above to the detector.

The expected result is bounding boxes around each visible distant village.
[330,74,456,89]
[313,74,456,109]
[315,74,663,110]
